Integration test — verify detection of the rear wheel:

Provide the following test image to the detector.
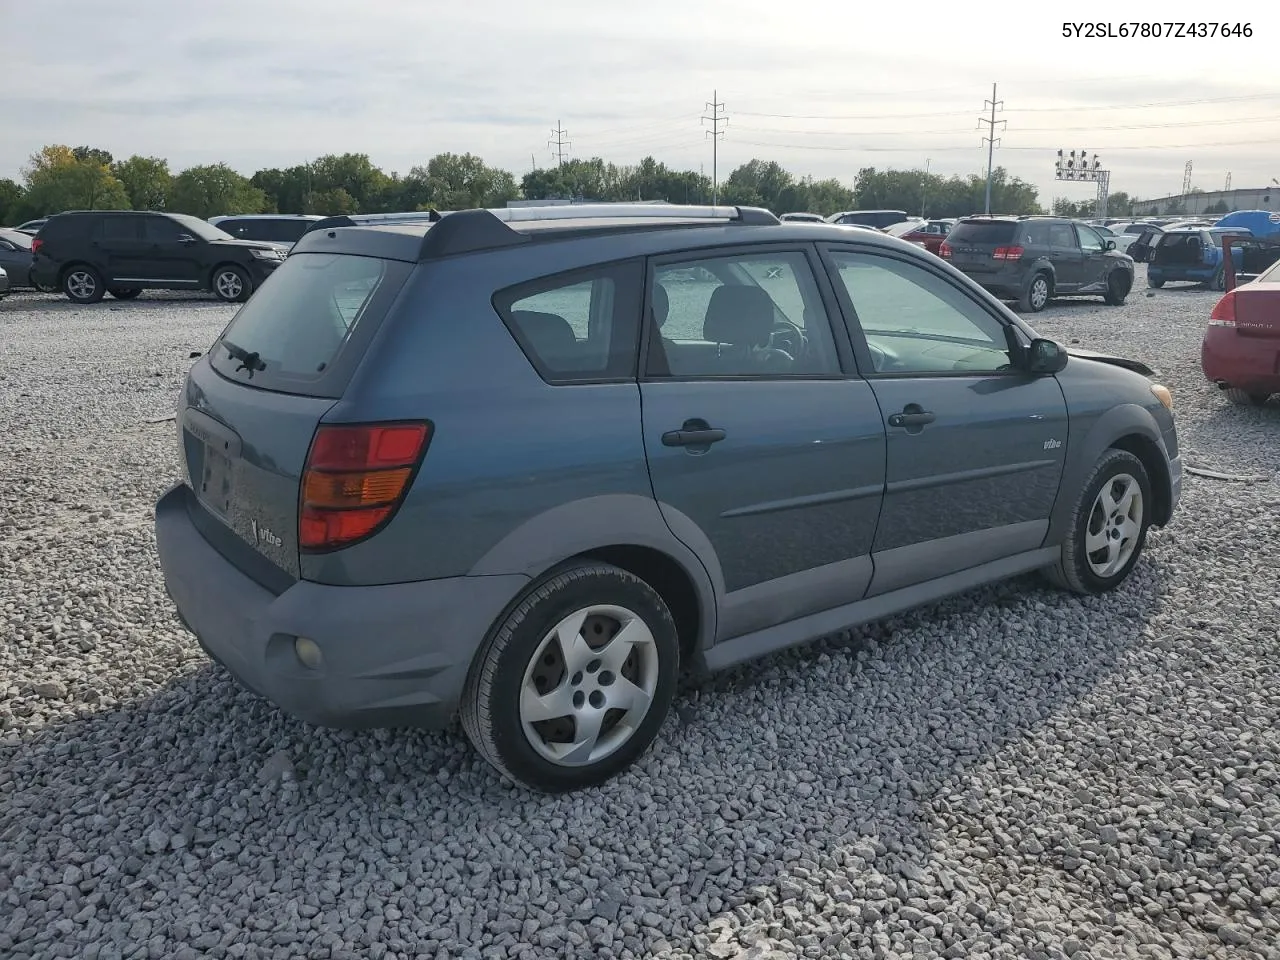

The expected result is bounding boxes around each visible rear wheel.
[63,265,105,304]
[108,287,142,300]
[1044,449,1152,596]
[461,561,679,793]
[211,265,251,303]
[1147,276,1164,289]
[1224,388,1270,407]
[1103,271,1131,306]
[1207,267,1226,291]
[1019,272,1051,313]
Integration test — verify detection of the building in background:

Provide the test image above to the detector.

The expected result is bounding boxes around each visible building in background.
[1131,186,1277,216]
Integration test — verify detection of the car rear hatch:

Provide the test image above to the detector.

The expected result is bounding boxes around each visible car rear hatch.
[178,247,416,583]
[1231,281,1280,338]
[943,220,1018,273]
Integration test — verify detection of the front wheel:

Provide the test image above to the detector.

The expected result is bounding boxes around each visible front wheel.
[1103,271,1131,306]
[63,265,105,304]
[1224,388,1270,407]
[461,562,680,793]
[211,265,252,303]
[1044,449,1153,595]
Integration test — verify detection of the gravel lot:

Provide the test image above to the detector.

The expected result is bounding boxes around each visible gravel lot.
[2,274,1278,960]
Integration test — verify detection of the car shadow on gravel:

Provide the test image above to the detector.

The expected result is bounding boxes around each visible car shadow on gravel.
[1,559,1171,956]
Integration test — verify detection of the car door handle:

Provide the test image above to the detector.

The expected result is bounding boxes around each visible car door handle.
[662,427,726,447]
[887,411,936,428]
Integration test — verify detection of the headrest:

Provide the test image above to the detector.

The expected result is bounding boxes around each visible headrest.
[704,285,775,347]
[651,283,670,328]
[510,310,576,360]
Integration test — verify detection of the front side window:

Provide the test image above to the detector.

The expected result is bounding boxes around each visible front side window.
[1076,224,1105,253]
[1048,224,1078,250]
[829,250,1013,375]
[494,261,641,383]
[144,217,186,243]
[647,250,841,378]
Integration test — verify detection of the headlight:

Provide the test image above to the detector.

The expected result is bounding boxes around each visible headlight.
[1150,383,1173,410]
[250,248,283,260]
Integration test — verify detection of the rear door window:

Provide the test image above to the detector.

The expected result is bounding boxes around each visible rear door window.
[96,216,140,241]
[1049,224,1078,249]
[208,252,413,397]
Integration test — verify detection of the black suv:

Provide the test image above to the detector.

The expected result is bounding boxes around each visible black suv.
[31,211,286,304]
[940,216,1135,313]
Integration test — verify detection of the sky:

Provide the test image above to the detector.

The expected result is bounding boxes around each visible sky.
[3,1,1278,207]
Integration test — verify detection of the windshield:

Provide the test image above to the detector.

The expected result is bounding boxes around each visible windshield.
[168,213,234,241]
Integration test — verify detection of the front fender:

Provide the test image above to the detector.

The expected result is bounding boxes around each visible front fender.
[1046,402,1174,546]
[467,493,719,649]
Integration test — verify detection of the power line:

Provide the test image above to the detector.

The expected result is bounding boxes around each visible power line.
[730,114,1280,140]
[729,136,1280,153]
[548,121,571,167]
[702,90,728,205]
[979,83,1005,215]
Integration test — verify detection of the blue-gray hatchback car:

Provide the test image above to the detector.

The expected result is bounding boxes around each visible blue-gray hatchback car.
[155,203,1181,792]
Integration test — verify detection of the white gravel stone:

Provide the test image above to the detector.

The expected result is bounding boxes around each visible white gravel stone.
[1,276,1278,960]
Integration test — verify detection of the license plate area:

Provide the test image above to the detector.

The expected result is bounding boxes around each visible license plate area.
[199,443,234,516]
[182,408,243,520]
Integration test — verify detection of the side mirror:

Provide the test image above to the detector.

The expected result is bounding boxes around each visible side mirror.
[1026,337,1068,375]
[1105,240,1116,251]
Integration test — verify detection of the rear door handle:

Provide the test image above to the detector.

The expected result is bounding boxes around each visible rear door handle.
[662,427,726,447]
[887,411,936,428]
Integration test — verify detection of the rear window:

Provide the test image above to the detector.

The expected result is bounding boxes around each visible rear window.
[222,219,313,243]
[948,221,1017,244]
[209,252,412,397]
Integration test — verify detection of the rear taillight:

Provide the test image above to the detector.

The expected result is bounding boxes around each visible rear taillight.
[31,238,43,255]
[1208,291,1237,327]
[939,241,953,258]
[993,246,1024,261]
[299,421,432,551]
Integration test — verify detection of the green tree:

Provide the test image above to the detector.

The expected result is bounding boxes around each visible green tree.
[0,179,23,225]
[308,153,395,211]
[412,153,518,209]
[721,159,795,209]
[112,155,171,210]
[20,144,130,217]
[308,187,359,216]
[169,163,267,219]
[72,146,114,167]
[1105,191,1132,216]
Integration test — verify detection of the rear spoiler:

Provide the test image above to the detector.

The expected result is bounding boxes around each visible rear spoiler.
[305,210,446,234]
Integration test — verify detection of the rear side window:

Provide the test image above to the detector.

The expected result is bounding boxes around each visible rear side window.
[949,221,1016,244]
[209,253,412,397]
[494,260,643,384]
[97,217,139,241]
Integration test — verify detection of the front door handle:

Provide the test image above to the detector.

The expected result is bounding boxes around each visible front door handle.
[662,427,726,447]
[887,407,936,429]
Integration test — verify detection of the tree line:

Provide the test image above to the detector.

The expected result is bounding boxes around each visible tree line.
[0,144,1052,226]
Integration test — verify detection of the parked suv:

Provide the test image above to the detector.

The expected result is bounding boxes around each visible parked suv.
[154,203,1181,792]
[30,210,286,304]
[208,214,325,251]
[826,209,911,229]
[940,216,1135,312]
[1148,227,1245,291]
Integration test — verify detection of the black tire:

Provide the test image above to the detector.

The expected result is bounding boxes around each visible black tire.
[461,561,680,793]
[1103,271,1131,306]
[108,287,142,300]
[62,265,105,304]
[1019,272,1052,313]
[1224,388,1270,407]
[1207,267,1226,292]
[1147,277,1164,289]
[211,264,252,303]
[1044,449,1153,596]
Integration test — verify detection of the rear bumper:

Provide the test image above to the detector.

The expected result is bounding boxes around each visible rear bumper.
[1148,265,1216,283]
[154,482,529,730]
[1201,328,1280,394]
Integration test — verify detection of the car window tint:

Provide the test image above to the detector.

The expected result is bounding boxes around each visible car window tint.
[830,251,1012,375]
[647,251,841,379]
[98,217,138,241]
[1023,223,1051,246]
[1049,224,1078,249]
[495,261,641,384]
[1076,225,1105,252]
[143,218,185,243]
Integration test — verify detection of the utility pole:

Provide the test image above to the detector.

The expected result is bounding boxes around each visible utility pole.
[978,83,1005,215]
[548,121,571,167]
[702,90,728,205]
[1225,171,1232,191]
[921,158,931,217]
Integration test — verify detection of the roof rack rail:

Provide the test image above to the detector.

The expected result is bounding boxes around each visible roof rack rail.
[300,203,781,259]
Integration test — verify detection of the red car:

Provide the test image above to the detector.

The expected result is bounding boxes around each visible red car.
[885,218,955,254]
[1202,256,1280,406]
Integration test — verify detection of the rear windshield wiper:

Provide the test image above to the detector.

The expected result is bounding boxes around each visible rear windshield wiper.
[221,339,267,378]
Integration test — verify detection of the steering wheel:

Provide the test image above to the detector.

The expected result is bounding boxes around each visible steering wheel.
[767,319,806,357]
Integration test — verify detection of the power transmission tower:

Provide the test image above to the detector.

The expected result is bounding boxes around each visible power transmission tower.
[1225,171,1232,190]
[978,83,1005,215]
[548,121,571,167]
[702,91,728,205]
[1181,160,1193,197]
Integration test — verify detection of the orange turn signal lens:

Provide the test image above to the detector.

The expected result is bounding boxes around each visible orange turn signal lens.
[302,467,413,509]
